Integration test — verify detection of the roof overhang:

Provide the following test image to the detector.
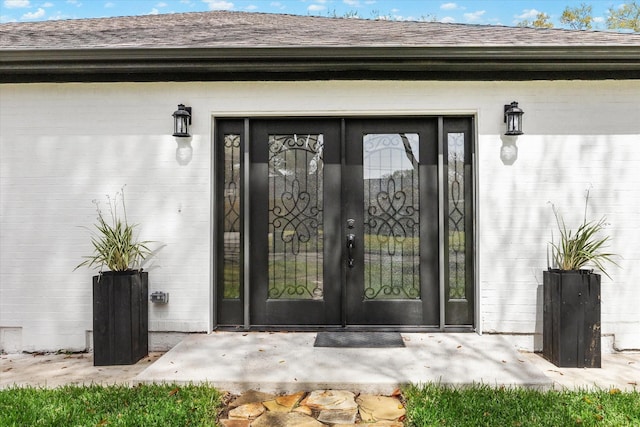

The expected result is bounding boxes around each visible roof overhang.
[2,45,640,82]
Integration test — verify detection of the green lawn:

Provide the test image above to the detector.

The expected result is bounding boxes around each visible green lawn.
[2,383,638,426]
[0,384,221,427]
[404,384,640,427]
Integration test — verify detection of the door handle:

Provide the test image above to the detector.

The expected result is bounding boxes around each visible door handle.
[346,233,356,268]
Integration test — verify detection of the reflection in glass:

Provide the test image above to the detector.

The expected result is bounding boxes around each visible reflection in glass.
[363,133,420,300]
[448,133,466,299]
[268,134,324,300]
[223,134,241,299]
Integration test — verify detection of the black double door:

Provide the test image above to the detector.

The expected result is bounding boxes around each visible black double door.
[216,117,474,328]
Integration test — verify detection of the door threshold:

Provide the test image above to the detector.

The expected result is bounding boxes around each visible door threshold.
[214,325,475,333]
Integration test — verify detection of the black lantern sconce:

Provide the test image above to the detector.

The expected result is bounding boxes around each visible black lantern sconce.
[504,101,524,136]
[172,104,192,137]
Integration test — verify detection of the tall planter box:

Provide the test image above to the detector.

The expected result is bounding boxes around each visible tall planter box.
[93,271,148,366]
[543,269,601,368]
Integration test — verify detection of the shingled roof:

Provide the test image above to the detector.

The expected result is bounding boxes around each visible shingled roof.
[3,11,640,49]
[1,11,639,82]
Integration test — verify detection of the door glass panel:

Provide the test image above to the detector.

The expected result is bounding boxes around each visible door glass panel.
[268,134,324,300]
[448,132,466,299]
[223,134,241,299]
[363,133,420,300]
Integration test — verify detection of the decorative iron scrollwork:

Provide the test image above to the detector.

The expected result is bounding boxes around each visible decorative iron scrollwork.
[223,135,241,233]
[367,178,417,256]
[271,178,320,256]
[448,133,466,299]
[223,134,241,299]
[363,133,420,300]
[268,134,324,300]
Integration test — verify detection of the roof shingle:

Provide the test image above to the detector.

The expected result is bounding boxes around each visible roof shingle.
[2,10,640,50]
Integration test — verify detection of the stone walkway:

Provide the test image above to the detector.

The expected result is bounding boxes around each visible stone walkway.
[220,389,405,427]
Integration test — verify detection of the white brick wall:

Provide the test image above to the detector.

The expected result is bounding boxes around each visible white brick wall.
[1,80,639,352]
[479,82,640,348]
[474,81,640,351]
[0,83,212,352]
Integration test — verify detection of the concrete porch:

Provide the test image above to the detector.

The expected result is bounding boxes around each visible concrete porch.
[134,332,553,394]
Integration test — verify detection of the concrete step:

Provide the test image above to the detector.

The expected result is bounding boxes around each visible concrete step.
[134,332,552,394]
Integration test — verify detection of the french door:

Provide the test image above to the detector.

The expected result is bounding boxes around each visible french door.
[215,117,474,328]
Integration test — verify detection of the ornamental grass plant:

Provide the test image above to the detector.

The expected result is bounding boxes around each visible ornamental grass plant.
[75,187,152,272]
[549,191,618,279]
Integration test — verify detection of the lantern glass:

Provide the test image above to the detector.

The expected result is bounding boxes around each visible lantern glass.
[174,116,188,136]
[172,104,191,137]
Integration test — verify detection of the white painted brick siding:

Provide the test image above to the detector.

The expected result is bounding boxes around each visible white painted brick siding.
[1,83,211,352]
[1,80,639,351]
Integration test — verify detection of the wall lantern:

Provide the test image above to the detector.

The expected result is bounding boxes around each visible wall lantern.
[504,101,524,136]
[172,104,192,137]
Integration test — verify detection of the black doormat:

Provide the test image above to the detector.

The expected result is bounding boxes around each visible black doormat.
[314,332,405,348]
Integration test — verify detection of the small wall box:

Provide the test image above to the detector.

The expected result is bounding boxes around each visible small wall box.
[150,291,169,304]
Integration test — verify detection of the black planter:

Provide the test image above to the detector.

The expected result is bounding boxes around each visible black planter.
[543,269,601,368]
[92,271,148,366]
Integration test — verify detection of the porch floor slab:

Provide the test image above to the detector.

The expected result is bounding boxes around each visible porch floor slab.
[134,332,552,394]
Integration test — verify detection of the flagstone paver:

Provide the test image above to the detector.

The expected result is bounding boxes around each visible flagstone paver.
[221,389,406,425]
[220,420,251,427]
[356,394,406,422]
[333,423,403,427]
[292,405,314,416]
[277,390,306,407]
[228,402,265,420]
[302,390,359,410]
[228,390,276,408]
[317,408,358,424]
[250,412,325,427]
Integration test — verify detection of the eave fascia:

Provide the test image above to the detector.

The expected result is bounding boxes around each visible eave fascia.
[1,45,640,82]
